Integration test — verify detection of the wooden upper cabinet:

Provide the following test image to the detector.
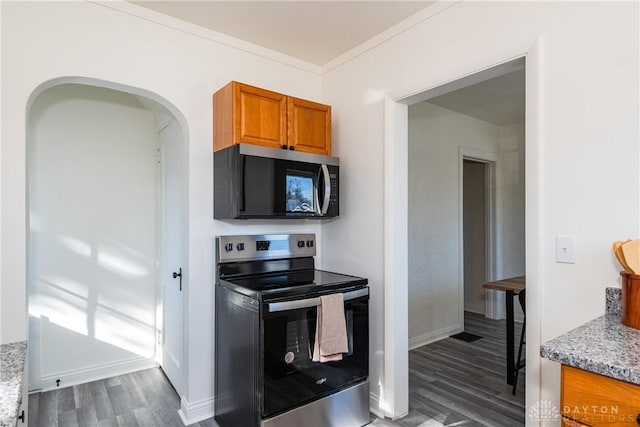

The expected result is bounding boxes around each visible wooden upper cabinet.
[214,81,287,151]
[213,81,332,155]
[287,97,331,156]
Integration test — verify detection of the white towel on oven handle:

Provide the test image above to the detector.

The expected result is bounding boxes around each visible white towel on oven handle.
[312,293,348,363]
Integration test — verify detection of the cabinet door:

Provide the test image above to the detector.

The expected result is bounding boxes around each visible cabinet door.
[214,82,287,151]
[561,365,640,427]
[234,83,287,149]
[287,97,331,155]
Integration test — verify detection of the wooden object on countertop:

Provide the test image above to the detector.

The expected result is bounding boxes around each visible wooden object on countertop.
[213,81,331,155]
[622,240,640,275]
[613,240,633,274]
[621,272,640,330]
[561,365,640,427]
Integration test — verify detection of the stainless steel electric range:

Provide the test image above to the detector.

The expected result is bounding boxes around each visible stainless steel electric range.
[214,233,370,427]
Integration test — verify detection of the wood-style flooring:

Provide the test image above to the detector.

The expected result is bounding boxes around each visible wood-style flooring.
[28,368,215,427]
[372,311,525,427]
[29,311,524,427]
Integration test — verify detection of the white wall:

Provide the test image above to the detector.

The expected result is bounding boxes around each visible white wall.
[321,0,638,421]
[28,84,159,390]
[407,102,499,348]
[1,1,323,422]
[497,122,526,280]
[497,122,526,322]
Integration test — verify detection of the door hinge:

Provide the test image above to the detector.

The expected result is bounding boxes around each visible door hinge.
[156,148,161,164]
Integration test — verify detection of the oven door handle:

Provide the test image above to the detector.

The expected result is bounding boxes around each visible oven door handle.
[267,288,368,313]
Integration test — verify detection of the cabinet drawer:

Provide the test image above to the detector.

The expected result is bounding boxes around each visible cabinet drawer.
[561,365,640,426]
[562,416,592,426]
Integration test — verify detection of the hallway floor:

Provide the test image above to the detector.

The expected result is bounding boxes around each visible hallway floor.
[372,311,525,426]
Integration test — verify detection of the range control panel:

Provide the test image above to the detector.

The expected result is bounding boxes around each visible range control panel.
[217,233,316,263]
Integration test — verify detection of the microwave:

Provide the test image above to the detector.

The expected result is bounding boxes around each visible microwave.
[214,144,339,219]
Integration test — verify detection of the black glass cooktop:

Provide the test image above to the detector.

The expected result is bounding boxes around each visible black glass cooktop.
[220,269,367,301]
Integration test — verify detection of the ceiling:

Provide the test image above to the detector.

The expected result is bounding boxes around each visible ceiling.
[129,1,433,66]
[129,1,523,125]
[426,69,525,126]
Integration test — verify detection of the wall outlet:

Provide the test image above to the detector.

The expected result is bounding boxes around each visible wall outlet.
[556,235,576,264]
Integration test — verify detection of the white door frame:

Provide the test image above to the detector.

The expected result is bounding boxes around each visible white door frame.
[383,40,543,420]
[459,148,499,321]
[156,114,187,397]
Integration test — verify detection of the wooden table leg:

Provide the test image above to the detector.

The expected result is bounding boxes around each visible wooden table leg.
[506,290,515,385]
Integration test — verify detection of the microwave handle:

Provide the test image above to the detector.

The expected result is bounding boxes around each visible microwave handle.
[320,164,331,215]
[267,288,368,313]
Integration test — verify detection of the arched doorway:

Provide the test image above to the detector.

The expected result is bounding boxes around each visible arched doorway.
[26,79,187,399]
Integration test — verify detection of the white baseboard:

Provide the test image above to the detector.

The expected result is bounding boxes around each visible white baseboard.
[408,324,462,350]
[178,396,215,426]
[464,307,485,316]
[39,356,157,392]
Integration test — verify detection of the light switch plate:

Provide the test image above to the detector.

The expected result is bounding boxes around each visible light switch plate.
[556,235,576,264]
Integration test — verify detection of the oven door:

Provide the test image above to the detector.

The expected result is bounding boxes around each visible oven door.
[261,288,368,418]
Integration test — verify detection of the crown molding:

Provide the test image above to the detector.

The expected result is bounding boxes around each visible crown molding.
[322,1,462,74]
[89,0,323,75]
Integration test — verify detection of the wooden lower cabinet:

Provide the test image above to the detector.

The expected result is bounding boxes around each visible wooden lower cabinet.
[563,416,593,426]
[561,365,640,426]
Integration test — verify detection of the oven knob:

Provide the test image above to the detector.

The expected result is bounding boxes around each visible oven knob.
[306,240,314,248]
[297,240,305,248]
[225,243,233,252]
[236,243,245,251]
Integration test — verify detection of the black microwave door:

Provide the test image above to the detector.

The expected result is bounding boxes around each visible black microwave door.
[241,157,323,218]
[214,144,339,219]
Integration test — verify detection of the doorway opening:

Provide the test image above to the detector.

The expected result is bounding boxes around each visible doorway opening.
[390,55,530,421]
[26,80,187,399]
[463,158,493,317]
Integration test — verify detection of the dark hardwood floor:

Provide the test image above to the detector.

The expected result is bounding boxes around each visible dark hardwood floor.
[28,368,215,427]
[372,311,525,426]
[29,312,524,427]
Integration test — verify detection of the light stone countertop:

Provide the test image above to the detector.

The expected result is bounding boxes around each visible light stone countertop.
[541,288,640,385]
[0,341,27,427]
